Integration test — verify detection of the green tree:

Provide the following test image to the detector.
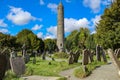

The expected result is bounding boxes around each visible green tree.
[44,39,57,53]
[16,29,44,51]
[95,0,120,50]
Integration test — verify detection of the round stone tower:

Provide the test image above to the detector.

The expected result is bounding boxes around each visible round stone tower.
[57,2,64,52]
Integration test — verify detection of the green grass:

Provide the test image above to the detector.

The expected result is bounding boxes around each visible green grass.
[74,61,106,78]
[53,52,69,59]
[4,70,24,80]
[25,57,79,76]
[57,77,67,80]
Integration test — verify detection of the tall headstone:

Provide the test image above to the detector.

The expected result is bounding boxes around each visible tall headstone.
[68,52,74,64]
[96,44,101,61]
[22,43,26,58]
[57,2,64,52]
[82,49,89,65]
[0,55,7,80]
[100,46,107,62]
[73,50,80,63]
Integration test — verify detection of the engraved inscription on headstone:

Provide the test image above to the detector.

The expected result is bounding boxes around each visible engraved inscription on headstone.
[10,57,25,75]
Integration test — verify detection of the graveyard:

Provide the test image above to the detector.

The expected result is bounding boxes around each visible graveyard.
[0,0,120,80]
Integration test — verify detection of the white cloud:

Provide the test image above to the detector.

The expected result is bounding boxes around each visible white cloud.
[40,0,45,5]
[37,32,43,38]
[91,31,96,34]
[47,3,58,13]
[47,26,57,36]
[0,29,8,33]
[32,24,43,31]
[83,0,101,13]
[65,18,90,32]
[46,18,90,39]
[44,33,56,39]
[7,6,41,25]
[0,19,7,27]
[66,0,71,3]
[91,15,101,26]
[102,0,115,5]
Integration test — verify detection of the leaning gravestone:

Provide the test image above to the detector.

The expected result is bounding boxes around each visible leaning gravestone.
[0,55,7,80]
[10,57,25,75]
[108,49,120,76]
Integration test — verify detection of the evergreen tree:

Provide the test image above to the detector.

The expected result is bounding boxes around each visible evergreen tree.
[95,0,120,50]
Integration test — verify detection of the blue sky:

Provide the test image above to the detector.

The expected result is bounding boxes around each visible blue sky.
[0,0,112,39]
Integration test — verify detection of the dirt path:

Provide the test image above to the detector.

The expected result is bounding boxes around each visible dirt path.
[59,62,120,80]
[22,62,120,80]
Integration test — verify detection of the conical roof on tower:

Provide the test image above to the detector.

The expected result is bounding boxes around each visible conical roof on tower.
[58,1,63,7]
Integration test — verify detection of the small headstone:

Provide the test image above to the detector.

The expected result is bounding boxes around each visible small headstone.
[52,57,55,61]
[96,44,101,61]
[24,54,30,63]
[33,57,36,64]
[82,49,89,65]
[10,57,25,75]
[0,55,7,80]
[48,62,52,65]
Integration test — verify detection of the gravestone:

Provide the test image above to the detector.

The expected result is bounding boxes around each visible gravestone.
[101,46,107,62]
[24,54,30,63]
[22,43,26,58]
[68,52,74,64]
[88,50,93,63]
[73,50,80,63]
[33,57,36,64]
[0,55,7,80]
[42,51,46,60]
[96,44,101,61]
[10,57,25,75]
[82,49,89,65]
[10,50,17,58]
[108,49,120,76]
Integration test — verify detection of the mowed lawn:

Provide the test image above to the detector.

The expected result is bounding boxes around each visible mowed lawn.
[25,57,80,76]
